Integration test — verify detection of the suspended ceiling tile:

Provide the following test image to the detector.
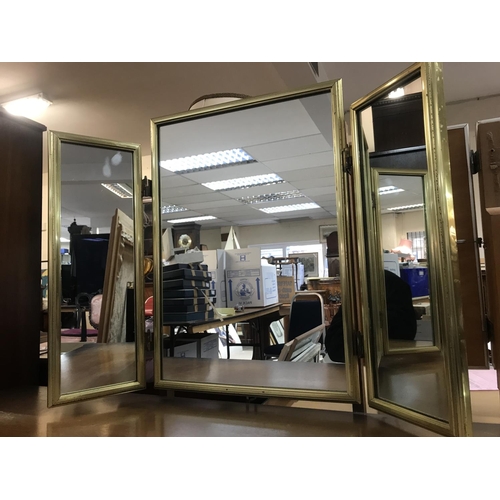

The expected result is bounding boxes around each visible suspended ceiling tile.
[162,192,230,205]
[263,150,334,172]
[279,164,335,182]
[300,186,337,198]
[183,199,244,211]
[291,175,335,190]
[245,134,331,163]
[160,175,198,188]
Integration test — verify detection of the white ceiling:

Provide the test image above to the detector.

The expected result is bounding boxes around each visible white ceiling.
[1,62,499,232]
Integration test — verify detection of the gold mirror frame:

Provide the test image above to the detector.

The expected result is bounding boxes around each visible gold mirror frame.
[47,131,145,407]
[351,63,472,436]
[150,80,362,403]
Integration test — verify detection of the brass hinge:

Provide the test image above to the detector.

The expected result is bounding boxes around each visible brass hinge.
[470,149,480,174]
[342,146,353,175]
[354,330,364,359]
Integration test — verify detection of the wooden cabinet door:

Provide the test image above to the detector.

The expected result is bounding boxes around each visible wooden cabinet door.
[448,125,488,368]
[476,118,500,385]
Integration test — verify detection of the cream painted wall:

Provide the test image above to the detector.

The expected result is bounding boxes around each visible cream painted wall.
[381,211,425,251]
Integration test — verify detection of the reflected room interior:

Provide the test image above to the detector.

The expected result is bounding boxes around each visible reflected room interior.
[46,141,139,395]
[156,90,350,395]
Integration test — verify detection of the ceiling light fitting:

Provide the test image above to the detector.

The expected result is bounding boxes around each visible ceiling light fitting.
[237,190,304,205]
[378,186,404,195]
[203,173,284,192]
[166,215,217,224]
[259,202,320,214]
[102,183,133,198]
[161,204,189,214]
[1,93,52,118]
[387,203,424,211]
[388,87,404,99]
[160,148,255,173]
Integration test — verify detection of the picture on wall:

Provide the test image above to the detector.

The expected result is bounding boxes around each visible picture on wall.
[290,252,319,278]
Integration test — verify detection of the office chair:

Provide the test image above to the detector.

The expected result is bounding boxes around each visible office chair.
[264,292,325,360]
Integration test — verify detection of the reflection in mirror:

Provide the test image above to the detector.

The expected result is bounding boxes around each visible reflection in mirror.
[50,139,140,399]
[377,173,434,350]
[355,69,451,426]
[155,86,358,400]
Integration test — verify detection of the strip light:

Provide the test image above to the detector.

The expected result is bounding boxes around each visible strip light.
[259,202,320,214]
[387,203,424,211]
[378,186,404,195]
[167,215,217,223]
[102,183,133,198]
[160,148,255,173]
[203,173,284,192]
[1,93,52,117]
[237,190,304,205]
[161,204,189,214]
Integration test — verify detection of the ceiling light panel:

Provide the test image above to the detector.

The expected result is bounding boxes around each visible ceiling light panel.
[166,215,217,223]
[237,190,304,205]
[160,148,255,173]
[161,204,188,214]
[387,203,424,211]
[202,173,284,191]
[180,162,271,183]
[259,202,320,214]
[378,185,404,195]
[101,183,133,198]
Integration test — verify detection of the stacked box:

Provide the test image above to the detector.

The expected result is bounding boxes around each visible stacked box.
[162,262,215,323]
[202,249,227,307]
[225,248,279,308]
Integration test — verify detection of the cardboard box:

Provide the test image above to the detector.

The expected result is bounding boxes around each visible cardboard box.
[277,276,296,304]
[202,249,227,306]
[225,248,279,307]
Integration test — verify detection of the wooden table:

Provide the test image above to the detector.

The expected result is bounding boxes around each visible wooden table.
[163,303,286,360]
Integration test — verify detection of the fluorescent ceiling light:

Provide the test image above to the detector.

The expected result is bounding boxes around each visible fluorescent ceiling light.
[1,93,52,117]
[388,87,404,99]
[203,173,284,192]
[237,190,304,205]
[161,204,189,214]
[378,186,404,195]
[167,215,217,223]
[387,203,424,211]
[259,202,320,214]
[160,148,255,173]
[102,183,133,198]
[60,237,70,243]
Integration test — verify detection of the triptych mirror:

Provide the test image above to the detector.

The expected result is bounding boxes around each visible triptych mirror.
[45,63,472,436]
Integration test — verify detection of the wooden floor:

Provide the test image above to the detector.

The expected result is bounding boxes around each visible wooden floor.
[0,385,498,437]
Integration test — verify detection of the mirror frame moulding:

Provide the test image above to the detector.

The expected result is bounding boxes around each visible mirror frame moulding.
[150,80,362,403]
[47,131,145,407]
[350,62,472,436]
[372,167,441,357]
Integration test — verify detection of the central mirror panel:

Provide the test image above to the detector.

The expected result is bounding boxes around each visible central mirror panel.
[153,84,360,402]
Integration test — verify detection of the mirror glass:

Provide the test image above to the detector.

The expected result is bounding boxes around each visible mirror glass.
[54,140,139,396]
[377,173,434,350]
[155,88,355,399]
[355,72,450,422]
